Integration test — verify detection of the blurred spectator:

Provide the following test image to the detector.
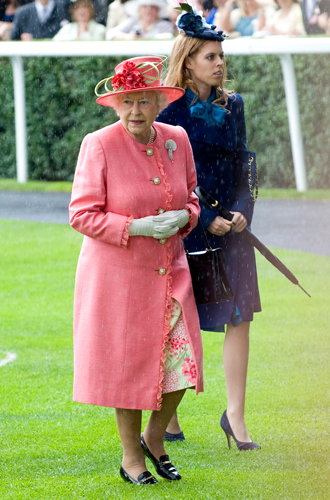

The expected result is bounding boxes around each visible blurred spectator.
[192,0,216,21]
[263,0,306,34]
[106,0,173,39]
[93,0,111,25]
[213,0,230,28]
[167,0,181,32]
[204,0,218,23]
[0,0,18,39]
[0,0,32,39]
[53,0,106,38]
[10,0,70,39]
[220,0,275,36]
[106,0,129,29]
[316,5,330,32]
[0,0,17,21]
[300,0,330,33]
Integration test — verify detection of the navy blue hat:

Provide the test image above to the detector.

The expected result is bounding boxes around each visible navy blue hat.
[175,2,227,42]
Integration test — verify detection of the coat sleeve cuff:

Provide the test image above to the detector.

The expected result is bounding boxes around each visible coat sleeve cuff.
[121,216,133,248]
[180,204,199,238]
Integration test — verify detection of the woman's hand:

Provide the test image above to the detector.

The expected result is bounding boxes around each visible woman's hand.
[129,214,180,239]
[21,33,33,41]
[207,216,232,236]
[230,211,248,233]
[207,212,248,235]
[155,210,189,228]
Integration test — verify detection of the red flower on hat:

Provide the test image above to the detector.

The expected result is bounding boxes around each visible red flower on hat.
[112,61,147,91]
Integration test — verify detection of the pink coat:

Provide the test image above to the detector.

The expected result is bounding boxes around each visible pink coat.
[69,120,203,411]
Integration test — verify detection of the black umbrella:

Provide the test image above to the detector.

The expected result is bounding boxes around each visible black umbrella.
[195,186,311,298]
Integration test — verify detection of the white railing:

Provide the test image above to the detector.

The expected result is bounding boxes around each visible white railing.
[2,37,330,189]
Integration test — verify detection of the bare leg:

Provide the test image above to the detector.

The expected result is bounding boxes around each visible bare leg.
[223,321,251,443]
[143,389,186,459]
[165,409,183,434]
[165,322,251,442]
[115,408,147,480]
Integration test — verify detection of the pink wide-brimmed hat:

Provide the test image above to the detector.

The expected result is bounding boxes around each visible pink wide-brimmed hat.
[95,56,184,108]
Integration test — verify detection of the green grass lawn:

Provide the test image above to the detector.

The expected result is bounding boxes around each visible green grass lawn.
[1,220,329,499]
[1,178,330,200]
[0,179,73,193]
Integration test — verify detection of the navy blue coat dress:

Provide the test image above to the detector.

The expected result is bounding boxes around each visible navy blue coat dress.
[157,88,261,331]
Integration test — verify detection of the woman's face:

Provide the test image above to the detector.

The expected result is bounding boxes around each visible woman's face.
[139,5,159,24]
[117,91,159,143]
[186,41,224,91]
[73,5,92,23]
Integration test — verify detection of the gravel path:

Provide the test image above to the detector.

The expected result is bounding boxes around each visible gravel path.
[1,191,329,257]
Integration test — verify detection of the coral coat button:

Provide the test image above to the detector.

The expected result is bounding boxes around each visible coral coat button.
[157,208,165,214]
[159,238,167,245]
[152,177,161,185]
[158,268,167,275]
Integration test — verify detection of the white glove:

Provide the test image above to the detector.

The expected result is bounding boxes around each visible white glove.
[129,214,180,239]
[154,209,189,228]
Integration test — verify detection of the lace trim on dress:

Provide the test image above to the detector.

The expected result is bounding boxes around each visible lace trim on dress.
[121,215,133,248]
[154,146,174,409]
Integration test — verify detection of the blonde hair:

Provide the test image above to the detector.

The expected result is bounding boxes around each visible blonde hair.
[165,34,232,109]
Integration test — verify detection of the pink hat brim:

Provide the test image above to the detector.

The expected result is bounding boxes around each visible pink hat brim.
[96,86,185,107]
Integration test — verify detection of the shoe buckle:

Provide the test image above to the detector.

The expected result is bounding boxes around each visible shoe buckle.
[140,475,153,483]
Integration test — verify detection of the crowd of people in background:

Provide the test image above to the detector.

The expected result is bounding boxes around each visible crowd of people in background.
[0,0,329,41]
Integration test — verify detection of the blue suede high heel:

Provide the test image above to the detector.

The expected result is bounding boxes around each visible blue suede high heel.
[220,410,261,451]
[164,431,185,442]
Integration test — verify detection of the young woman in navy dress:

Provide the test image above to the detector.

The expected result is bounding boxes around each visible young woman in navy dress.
[157,5,261,450]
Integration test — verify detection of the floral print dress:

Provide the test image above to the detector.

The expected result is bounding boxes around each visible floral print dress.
[162,299,197,394]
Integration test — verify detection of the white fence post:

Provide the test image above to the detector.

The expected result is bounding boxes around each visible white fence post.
[279,54,307,192]
[10,55,28,184]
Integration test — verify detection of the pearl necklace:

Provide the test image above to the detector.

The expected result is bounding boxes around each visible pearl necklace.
[147,126,155,146]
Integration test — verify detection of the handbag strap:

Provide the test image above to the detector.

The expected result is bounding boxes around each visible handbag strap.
[183,216,212,251]
[195,186,233,221]
[197,217,212,250]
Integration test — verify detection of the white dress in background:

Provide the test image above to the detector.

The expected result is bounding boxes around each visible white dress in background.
[106,0,129,29]
[106,16,173,39]
[53,19,106,40]
[266,3,306,35]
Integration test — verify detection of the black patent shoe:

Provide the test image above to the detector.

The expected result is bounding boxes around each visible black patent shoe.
[220,410,261,451]
[120,466,158,485]
[141,434,182,480]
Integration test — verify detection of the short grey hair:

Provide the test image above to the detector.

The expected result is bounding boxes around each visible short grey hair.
[112,91,169,114]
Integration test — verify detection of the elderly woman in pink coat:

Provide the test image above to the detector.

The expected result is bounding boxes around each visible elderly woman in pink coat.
[69,56,203,486]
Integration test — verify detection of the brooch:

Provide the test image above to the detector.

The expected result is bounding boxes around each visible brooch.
[165,139,177,162]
